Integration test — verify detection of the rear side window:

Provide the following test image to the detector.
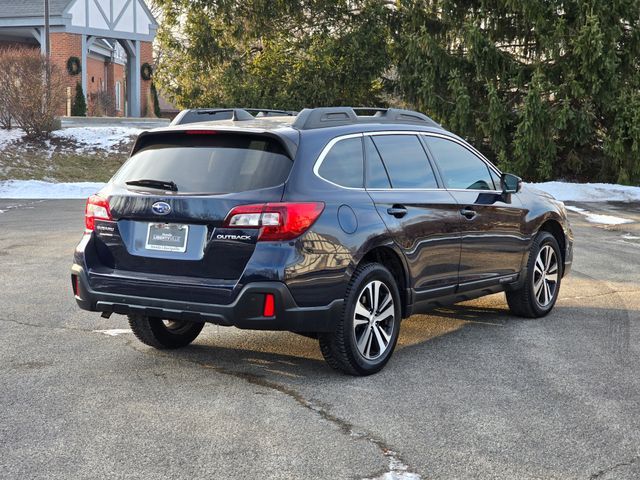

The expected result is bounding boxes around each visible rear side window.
[425,136,495,191]
[371,135,438,189]
[317,137,364,188]
[364,137,391,188]
[113,133,292,194]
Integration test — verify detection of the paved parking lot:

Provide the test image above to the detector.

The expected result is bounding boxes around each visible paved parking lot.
[0,200,638,479]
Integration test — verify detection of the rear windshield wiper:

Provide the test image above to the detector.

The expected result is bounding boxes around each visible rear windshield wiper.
[125,179,178,192]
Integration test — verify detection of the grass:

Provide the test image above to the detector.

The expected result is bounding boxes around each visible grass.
[0,135,133,182]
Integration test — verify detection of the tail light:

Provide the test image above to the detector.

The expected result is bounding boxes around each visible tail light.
[223,202,324,241]
[85,195,112,231]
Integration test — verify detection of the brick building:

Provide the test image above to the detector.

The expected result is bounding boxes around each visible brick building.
[0,0,157,117]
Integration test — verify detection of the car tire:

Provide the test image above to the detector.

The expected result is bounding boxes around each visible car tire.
[506,231,563,318]
[318,263,402,376]
[128,315,205,349]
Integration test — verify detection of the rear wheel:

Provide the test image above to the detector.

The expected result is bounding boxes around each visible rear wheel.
[506,231,563,318]
[128,315,204,349]
[319,263,401,376]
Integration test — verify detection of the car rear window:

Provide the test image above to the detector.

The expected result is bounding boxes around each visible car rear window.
[113,133,292,194]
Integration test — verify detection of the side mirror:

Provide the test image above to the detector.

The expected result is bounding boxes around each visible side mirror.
[501,173,522,194]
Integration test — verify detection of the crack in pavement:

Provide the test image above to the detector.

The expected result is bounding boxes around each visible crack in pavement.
[589,455,639,479]
[124,339,423,480]
[0,316,422,477]
[0,316,93,333]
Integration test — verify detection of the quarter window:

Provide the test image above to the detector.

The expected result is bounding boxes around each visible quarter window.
[371,135,438,189]
[425,137,495,190]
[318,137,364,188]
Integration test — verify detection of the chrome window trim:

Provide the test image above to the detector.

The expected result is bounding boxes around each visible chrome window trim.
[313,133,366,190]
[312,130,505,193]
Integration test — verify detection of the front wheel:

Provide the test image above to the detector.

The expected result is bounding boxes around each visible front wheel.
[128,315,205,349]
[506,231,563,318]
[319,263,401,376]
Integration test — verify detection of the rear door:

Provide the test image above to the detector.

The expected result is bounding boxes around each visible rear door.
[93,131,292,284]
[423,134,528,288]
[364,133,461,297]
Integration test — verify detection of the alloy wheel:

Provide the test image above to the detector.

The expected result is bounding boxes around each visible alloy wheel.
[533,245,559,307]
[353,280,395,360]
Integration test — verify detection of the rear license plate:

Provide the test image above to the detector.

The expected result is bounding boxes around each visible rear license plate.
[145,223,189,253]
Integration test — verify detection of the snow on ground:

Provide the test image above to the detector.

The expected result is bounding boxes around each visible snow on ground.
[565,205,634,225]
[531,181,640,202]
[0,126,140,152]
[51,127,141,151]
[0,180,105,199]
[0,128,25,149]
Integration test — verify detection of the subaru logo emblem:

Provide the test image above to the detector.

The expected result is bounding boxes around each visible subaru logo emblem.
[152,201,171,215]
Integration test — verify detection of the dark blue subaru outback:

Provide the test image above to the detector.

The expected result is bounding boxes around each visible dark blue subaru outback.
[72,107,573,375]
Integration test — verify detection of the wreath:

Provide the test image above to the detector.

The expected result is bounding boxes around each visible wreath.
[141,63,153,81]
[66,56,81,76]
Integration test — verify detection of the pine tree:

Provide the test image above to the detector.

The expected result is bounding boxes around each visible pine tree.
[153,0,391,111]
[150,82,161,118]
[71,82,87,117]
[395,0,640,184]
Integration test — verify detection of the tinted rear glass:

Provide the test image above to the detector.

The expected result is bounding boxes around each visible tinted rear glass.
[113,133,292,194]
[318,137,364,188]
[371,135,438,189]
[364,137,391,188]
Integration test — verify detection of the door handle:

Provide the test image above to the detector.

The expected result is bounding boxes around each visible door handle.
[460,207,477,220]
[387,205,408,218]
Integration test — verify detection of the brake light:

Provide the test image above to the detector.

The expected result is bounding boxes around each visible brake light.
[186,130,218,135]
[223,202,325,241]
[85,195,112,231]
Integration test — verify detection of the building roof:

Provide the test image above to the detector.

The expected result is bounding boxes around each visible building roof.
[0,0,157,42]
[0,0,72,19]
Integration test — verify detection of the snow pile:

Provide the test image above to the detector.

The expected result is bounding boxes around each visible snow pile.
[0,180,105,199]
[565,206,634,225]
[52,127,141,151]
[531,182,640,202]
[0,129,25,149]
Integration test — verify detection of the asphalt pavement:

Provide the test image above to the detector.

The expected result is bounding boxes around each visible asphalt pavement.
[0,199,638,480]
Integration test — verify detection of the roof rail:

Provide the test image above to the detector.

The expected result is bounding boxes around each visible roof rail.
[171,107,300,125]
[244,108,298,117]
[292,107,440,130]
[194,108,255,121]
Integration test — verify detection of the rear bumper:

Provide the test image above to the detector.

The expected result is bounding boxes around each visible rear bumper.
[71,265,342,332]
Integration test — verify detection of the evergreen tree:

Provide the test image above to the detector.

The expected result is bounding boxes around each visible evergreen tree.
[71,82,87,117]
[394,0,640,184]
[153,0,391,111]
[150,82,161,117]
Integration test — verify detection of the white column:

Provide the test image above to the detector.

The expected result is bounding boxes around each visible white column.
[130,40,141,117]
[81,34,88,99]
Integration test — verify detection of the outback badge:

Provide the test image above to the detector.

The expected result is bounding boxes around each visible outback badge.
[151,201,171,215]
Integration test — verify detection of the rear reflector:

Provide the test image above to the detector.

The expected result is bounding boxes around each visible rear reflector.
[223,202,324,241]
[263,294,275,317]
[71,275,79,297]
[85,195,112,231]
